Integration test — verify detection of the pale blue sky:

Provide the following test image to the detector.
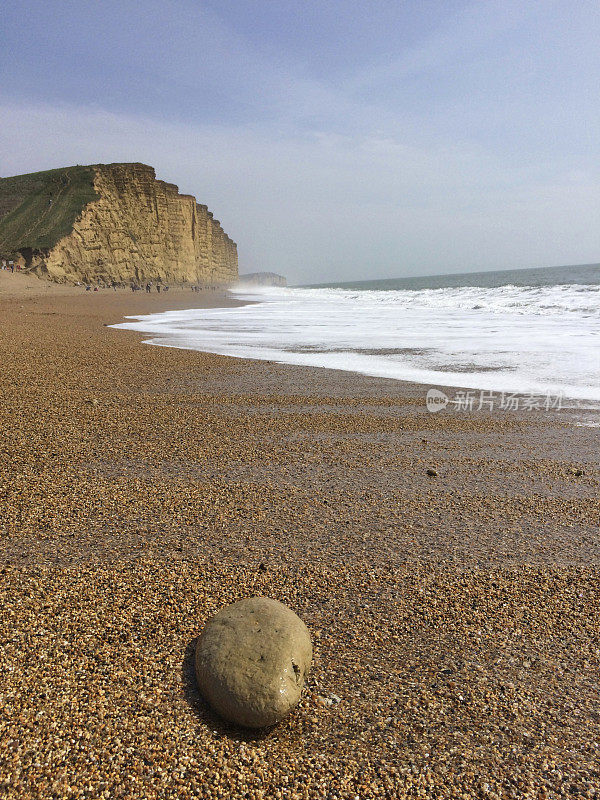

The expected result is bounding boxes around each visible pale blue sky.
[1,1,599,283]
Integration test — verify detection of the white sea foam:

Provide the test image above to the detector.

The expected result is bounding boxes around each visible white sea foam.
[112,284,600,403]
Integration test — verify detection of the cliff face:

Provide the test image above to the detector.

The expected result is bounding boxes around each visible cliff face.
[0,163,238,285]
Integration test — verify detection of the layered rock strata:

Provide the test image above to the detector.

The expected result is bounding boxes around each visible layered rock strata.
[0,163,238,285]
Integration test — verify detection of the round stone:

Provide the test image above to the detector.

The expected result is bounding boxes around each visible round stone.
[195,596,312,728]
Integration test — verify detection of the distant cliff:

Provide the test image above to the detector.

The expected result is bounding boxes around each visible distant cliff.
[0,163,238,285]
[238,272,287,287]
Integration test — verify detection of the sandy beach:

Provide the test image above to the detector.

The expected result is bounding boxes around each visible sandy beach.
[1,272,599,799]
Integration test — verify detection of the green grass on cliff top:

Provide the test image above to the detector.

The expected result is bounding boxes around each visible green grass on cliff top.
[0,165,98,254]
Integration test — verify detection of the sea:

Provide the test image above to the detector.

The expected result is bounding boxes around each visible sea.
[113,263,600,408]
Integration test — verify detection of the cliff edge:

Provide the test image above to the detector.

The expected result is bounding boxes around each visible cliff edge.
[0,163,238,285]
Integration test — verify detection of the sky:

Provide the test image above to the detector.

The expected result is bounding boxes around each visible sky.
[1,0,599,284]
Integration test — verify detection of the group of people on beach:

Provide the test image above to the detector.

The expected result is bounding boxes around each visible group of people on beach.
[85,279,123,292]
[80,282,222,292]
[1,259,223,293]
[129,282,170,293]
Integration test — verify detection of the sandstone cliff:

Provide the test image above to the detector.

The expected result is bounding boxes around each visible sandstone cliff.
[0,163,238,285]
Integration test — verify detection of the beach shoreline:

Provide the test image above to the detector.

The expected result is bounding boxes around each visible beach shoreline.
[1,275,599,798]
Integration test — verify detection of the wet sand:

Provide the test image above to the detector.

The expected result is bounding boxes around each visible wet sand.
[1,273,599,799]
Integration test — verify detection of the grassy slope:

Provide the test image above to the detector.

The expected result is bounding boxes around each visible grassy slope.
[0,166,98,254]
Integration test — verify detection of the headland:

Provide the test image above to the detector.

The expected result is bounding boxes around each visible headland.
[0,163,238,286]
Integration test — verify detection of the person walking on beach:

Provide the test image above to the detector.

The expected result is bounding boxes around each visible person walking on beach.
[145,283,151,293]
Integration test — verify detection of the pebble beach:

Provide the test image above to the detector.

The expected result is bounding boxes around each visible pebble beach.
[1,273,599,799]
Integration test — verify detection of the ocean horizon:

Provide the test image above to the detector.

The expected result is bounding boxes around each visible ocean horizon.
[301,261,600,291]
